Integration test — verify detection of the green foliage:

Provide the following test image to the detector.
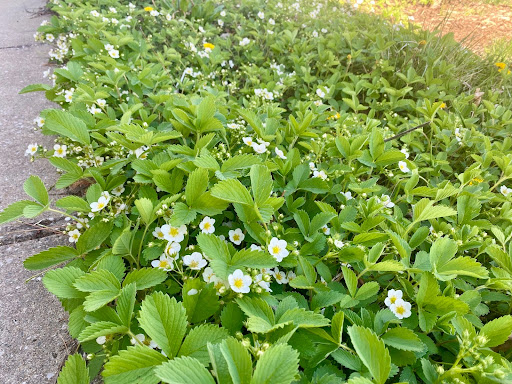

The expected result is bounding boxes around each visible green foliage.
[7,0,512,382]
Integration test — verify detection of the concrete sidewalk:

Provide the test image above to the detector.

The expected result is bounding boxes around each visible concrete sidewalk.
[0,0,72,382]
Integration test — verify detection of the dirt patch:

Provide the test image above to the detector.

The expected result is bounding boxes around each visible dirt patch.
[377,0,512,54]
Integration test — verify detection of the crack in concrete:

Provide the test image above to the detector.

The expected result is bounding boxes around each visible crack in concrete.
[0,43,40,50]
[0,218,66,246]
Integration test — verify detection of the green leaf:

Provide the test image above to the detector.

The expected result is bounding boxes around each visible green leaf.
[182,280,219,323]
[23,175,49,205]
[155,356,215,384]
[103,345,167,384]
[278,307,330,328]
[479,315,512,348]
[250,164,273,206]
[19,83,52,94]
[251,343,299,384]
[331,311,345,345]
[347,325,391,384]
[178,324,229,365]
[134,198,155,225]
[220,338,253,384]
[117,283,136,328]
[78,321,128,342]
[24,246,79,270]
[413,199,457,223]
[381,327,425,352]
[43,267,87,299]
[57,354,89,384]
[138,292,188,358]
[197,234,230,280]
[123,268,167,290]
[74,270,120,292]
[45,109,90,145]
[84,289,121,312]
[170,202,197,226]
[211,178,253,205]
[185,168,209,206]
[208,343,233,384]
[76,221,113,255]
[368,260,405,272]
[230,249,278,271]
[56,196,91,212]
[0,200,38,224]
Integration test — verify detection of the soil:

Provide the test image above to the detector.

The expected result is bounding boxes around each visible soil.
[378,0,512,54]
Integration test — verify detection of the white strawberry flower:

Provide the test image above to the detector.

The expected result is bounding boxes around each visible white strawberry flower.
[379,194,395,208]
[500,185,511,197]
[268,237,289,262]
[313,170,327,180]
[183,252,207,270]
[228,269,252,293]
[161,224,187,243]
[287,270,296,281]
[96,336,106,345]
[229,228,245,245]
[96,98,107,107]
[202,266,216,283]
[384,289,403,307]
[309,162,317,171]
[199,216,215,234]
[250,244,263,251]
[187,288,198,296]
[390,298,412,319]
[111,184,125,196]
[334,240,345,249]
[401,148,409,159]
[109,49,120,58]
[275,147,287,159]
[68,229,80,243]
[398,161,410,173]
[255,274,272,292]
[151,254,174,271]
[152,226,166,240]
[164,242,181,257]
[252,143,267,154]
[25,143,38,156]
[342,191,353,200]
[90,196,109,212]
[257,11,264,19]
[131,334,158,349]
[53,144,67,158]
[321,225,330,235]
[34,116,45,127]
[272,267,289,284]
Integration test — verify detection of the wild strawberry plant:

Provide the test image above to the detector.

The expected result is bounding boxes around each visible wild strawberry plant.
[3,0,512,383]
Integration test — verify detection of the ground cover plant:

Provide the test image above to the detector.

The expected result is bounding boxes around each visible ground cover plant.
[3,0,512,382]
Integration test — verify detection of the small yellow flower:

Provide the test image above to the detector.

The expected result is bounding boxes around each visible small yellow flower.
[327,112,341,120]
[144,6,154,12]
[440,102,446,109]
[347,54,352,60]
[418,40,427,45]
[203,42,215,50]
[495,62,506,72]
[469,177,484,186]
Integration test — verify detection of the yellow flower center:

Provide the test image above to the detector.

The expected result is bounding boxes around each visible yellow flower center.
[159,260,169,268]
[203,222,211,230]
[57,149,63,154]
[97,202,105,209]
[390,296,396,304]
[190,260,198,268]
[233,278,244,289]
[157,232,164,238]
[395,305,405,315]
[144,6,154,11]
[275,273,282,280]
[272,246,280,254]
[233,234,240,241]
[170,227,179,236]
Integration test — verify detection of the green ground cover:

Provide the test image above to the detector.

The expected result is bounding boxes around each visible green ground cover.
[3,0,512,382]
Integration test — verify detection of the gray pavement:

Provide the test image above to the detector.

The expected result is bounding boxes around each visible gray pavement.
[0,0,73,382]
